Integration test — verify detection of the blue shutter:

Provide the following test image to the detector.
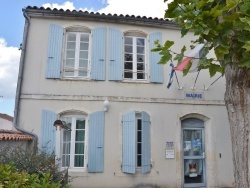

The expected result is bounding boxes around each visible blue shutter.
[149,32,163,83]
[122,111,136,174]
[91,27,106,80]
[46,24,63,79]
[141,111,151,173]
[109,28,123,81]
[88,111,105,172]
[40,109,57,154]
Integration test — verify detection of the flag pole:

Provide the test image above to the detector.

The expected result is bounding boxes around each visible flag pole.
[191,69,201,90]
[204,75,222,90]
[174,72,180,88]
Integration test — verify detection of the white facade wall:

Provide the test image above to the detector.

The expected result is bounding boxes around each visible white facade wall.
[17,13,234,188]
[0,117,13,130]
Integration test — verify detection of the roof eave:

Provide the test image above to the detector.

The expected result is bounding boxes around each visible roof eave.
[22,7,179,29]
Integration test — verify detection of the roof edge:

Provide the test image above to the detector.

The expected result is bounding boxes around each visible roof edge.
[22,6,178,28]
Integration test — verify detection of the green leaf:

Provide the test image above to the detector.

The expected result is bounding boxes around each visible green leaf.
[242,41,250,51]
[226,0,239,10]
[240,2,250,15]
[163,40,174,49]
[183,61,192,76]
[209,64,222,77]
[214,45,229,60]
[238,52,250,67]
[174,46,186,63]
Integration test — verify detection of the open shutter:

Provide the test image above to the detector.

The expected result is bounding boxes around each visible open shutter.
[88,111,105,172]
[46,24,63,79]
[122,111,136,174]
[109,28,123,81]
[91,27,106,80]
[40,109,57,154]
[149,32,163,83]
[141,111,151,173]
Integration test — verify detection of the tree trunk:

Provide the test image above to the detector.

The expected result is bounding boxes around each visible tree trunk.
[224,63,250,188]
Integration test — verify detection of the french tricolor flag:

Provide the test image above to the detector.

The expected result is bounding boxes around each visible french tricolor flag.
[174,44,205,72]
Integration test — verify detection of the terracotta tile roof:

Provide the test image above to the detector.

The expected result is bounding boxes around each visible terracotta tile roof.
[23,6,178,28]
[0,113,14,122]
[0,130,33,141]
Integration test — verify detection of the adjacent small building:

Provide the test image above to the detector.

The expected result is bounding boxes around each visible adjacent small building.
[14,6,234,188]
[0,113,14,130]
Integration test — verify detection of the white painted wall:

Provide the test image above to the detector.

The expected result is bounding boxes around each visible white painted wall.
[0,117,13,130]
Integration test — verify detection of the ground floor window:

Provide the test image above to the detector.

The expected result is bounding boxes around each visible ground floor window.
[61,115,87,168]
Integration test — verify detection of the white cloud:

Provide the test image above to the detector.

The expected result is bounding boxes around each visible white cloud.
[98,0,167,18]
[0,38,21,99]
[43,1,167,18]
[42,1,76,10]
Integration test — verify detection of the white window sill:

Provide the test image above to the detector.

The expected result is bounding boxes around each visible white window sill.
[122,79,150,84]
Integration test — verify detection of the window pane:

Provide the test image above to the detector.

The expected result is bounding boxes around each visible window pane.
[125,37,132,45]
[66,50,75,58]
[124,62,133,70]
[63,131,71,142]
[125,54,133,61]
[67,42,76,50]
[79,60,88,68]
[62,155,70,167]
[137,38,145,46]
[137,46,145,54]
[80,34,89,42]
[125,45,132,53]
[124,71,133,78]
[137,55,144,62]
[74,155,84,167]
[79,51,88,59]
[137,73,145,79]
[79,59,88,69]
[75,130,85,141]
[137,143,142,154]
[137,131,142,142]
[67,33,76,41]
[75,143,84,154]
[64,71,74,77]
[80,42,89,50]
[137,63,145,71]
[76,120,85,129]
[66,59,75,68]
[78,71,88,77]
[137,155,141,167]
[137,120,142,130]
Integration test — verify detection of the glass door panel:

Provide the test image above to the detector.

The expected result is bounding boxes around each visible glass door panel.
[182,128,205,187]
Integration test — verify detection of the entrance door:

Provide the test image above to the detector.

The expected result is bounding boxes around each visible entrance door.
[182,118,206,187]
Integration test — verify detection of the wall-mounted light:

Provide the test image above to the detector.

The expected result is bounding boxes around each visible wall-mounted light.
[53,120,71,131]
[103,100,110,112]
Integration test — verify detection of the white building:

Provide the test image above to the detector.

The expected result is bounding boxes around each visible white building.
[0,113,13,130]
[14,6,234,188]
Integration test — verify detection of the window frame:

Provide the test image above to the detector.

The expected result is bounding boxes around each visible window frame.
[59,114,89,171]
[123,33,148,82]
[63,31,91,79]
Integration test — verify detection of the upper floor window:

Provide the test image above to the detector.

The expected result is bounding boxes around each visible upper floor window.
[64,27,90,78]
[124,32,147,81]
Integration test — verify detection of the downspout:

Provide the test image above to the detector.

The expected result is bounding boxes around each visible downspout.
[14,10,38,154]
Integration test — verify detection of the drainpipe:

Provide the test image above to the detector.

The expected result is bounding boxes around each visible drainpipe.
[13,10,38,154]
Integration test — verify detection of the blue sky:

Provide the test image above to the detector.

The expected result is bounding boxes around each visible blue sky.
[0,0,166,116]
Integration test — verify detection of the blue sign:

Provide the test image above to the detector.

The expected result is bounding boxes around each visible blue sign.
[184,92,204,100]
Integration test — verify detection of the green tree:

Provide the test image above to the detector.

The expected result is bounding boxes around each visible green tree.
[153,0,250,187]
